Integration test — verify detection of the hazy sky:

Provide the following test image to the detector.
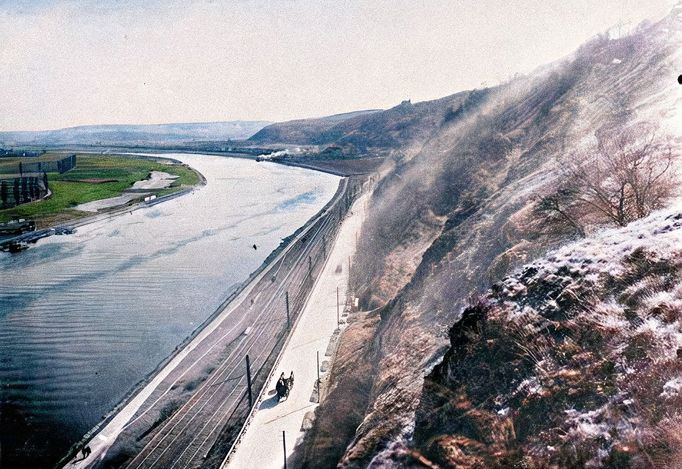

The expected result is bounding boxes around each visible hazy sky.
[0,0,676,131]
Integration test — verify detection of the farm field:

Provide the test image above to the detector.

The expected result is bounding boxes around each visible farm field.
[0,154,201,226]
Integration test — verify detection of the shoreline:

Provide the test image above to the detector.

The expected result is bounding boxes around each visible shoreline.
[0,153,207,251]
[44,145,381,178]
[59,175,350,468]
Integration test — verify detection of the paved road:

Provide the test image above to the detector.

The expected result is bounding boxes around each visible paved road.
[74,177,356,469]
[225,188,369,469]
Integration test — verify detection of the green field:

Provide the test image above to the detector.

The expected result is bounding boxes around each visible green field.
[0,154,201,226]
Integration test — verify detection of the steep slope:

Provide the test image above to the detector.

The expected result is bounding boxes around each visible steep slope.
[293,8,682,467]
[413,203,682,468]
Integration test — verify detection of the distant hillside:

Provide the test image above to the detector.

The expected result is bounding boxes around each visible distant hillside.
[0,121,271,147]
[248,109,380,147]
[248,95,472,154]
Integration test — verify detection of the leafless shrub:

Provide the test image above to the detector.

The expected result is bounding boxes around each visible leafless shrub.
[533,187,586,237]
[536,122,676,233]
[650,413,682,468]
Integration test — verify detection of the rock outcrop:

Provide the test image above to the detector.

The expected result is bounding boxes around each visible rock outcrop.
[414,207,682,468]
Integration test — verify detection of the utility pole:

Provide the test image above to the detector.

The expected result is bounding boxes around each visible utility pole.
[316,351,321,403]
[246,355,253,409]
[282,430,287,469]
[285,291,290,329]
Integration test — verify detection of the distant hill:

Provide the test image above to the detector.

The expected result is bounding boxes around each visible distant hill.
[0,121,271,147]
[248,109,381,147]
[249,97,476,154]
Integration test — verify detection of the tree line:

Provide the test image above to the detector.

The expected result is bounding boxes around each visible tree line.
[0,173,49,209]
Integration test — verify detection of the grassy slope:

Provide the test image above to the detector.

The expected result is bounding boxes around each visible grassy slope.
[0,154,200,225]
[413,205,682,468]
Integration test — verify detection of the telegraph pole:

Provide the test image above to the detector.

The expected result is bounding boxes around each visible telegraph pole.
[246,355,253,409]
[316,351,321,403]
[285,291,290,329]
[282,430,287,469]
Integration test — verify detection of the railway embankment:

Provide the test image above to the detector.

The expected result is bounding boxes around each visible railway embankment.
[62,175,364,469]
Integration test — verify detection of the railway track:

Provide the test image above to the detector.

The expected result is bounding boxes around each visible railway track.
[81,177,358,469]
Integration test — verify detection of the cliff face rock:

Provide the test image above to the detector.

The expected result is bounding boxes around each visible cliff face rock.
[295,8,682,467]
[414,206,682,468]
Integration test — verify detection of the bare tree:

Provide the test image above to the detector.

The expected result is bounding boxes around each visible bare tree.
[0,181,7,208]
[538,122,676,232]
[534,187,586,237]
[576,122,675,226]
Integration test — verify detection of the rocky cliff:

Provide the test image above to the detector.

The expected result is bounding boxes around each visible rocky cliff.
[413,205,682,468]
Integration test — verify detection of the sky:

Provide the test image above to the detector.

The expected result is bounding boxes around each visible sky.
[0,0,677,131]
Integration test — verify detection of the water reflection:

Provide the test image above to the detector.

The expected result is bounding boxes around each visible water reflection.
[0,154,340,468]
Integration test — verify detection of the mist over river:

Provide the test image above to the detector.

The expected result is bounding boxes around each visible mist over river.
[0,154,340,468]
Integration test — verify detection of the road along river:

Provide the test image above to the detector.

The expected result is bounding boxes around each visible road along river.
[0,153,340,469]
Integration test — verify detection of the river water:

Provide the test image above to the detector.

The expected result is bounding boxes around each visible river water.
[0,154,340,468]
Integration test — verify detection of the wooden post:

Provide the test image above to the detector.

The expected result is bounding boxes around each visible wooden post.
[246,355,253,409]
[285,291,290,329]
[283,430,287,469]
[336,287,341,327]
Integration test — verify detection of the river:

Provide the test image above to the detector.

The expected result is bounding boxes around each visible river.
[0,154,340,468]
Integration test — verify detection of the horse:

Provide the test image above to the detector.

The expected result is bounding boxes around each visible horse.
[276,371,294,401]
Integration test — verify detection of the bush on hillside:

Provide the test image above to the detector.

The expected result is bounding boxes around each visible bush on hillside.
[535,121,676,234]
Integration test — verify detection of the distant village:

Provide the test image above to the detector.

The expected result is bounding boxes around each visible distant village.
[0,148,42,158]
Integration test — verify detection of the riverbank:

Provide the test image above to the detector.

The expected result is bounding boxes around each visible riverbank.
[117,146,381,178]
[60,175,351,468]
[271,156,386,177]
[0,153,342,469]
[31,142,383,178]
[0,153,204,229]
